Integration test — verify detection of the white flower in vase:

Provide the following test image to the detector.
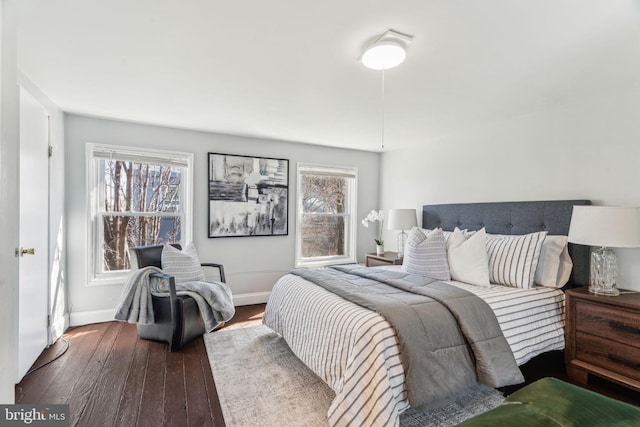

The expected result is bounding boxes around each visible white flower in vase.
[361,209,385,247]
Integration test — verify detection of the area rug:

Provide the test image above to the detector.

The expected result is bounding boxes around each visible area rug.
[204,325,505,427]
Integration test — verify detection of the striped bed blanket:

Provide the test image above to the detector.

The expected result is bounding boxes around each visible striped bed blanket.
[264,274,406,426]
[263,267,566,427]
[291,265,524,401]
[440,279,566,366]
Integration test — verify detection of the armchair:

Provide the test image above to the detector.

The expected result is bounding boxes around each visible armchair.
[129,243,226,351]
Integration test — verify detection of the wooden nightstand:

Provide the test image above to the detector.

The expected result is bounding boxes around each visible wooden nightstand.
[365,252,403,267]
[565,287,640,392]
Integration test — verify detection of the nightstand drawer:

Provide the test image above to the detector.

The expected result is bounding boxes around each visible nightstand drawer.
[576,300,640,345]
[566,288,640,392]
[366,257,393,267]
[576,331,640,382]
[365,252,402,267]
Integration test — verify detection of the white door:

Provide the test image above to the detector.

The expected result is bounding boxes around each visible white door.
[17,87,50,382]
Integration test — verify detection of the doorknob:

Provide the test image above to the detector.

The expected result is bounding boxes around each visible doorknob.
[18,247,35,256]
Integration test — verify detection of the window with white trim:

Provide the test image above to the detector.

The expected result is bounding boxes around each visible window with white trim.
[295,163,357,267]
[87,143,193,285]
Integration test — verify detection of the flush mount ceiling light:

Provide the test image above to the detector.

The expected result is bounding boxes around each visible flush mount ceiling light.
[361,29,413,70]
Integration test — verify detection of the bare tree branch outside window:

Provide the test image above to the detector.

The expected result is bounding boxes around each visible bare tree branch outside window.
[101,160,183,271]
[300,175,347,257]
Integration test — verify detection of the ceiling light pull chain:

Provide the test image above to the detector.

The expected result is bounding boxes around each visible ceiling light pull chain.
[381,69,385,151]
[362,29,412,151]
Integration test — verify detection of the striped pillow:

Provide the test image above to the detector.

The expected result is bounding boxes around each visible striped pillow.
[486,231,548,288]
[402,228,450,281]
[418,227,457,243]
[161,242,205,283]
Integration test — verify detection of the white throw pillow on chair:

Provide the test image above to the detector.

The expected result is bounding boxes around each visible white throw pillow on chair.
[161,242,205,283]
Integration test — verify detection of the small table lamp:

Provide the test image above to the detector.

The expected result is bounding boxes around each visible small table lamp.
[568,205,640,296]
[387,209,418,258]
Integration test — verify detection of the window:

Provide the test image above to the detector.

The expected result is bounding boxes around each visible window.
[295,163,357,267]
[87,143,193,285]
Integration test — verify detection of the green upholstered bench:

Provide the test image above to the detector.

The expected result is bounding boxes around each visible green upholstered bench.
[458,377,640,426]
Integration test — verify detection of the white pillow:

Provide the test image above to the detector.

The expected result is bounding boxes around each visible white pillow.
[402,228,450,281]
[447,227,490,287]
[534,235,572,288]
[556,243,574,288]
[161,242,205,284]
[486,231,547,289]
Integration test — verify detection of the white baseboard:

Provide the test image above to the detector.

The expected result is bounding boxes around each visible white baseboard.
[233,291,271,306]
[69,308,116,327]
[68,292,270,327]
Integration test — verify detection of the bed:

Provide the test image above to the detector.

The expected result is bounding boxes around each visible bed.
[263,200,591,427]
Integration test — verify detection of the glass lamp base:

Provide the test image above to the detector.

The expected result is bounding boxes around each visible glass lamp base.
[589,246,619,296]
[397,230,408,258]
[591,286,620,296]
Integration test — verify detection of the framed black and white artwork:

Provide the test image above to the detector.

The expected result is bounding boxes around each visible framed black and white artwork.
[208,152,289,237]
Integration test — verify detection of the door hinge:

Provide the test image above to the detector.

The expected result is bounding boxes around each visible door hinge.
[48,146,53,157]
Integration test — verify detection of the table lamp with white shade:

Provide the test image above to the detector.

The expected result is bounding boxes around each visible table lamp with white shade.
[568,205,640,296]
[387,209,418,258]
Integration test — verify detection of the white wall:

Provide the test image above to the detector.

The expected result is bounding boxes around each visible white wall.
[380,84,640,291]
[65,114,380,325]
[0,0,18,403]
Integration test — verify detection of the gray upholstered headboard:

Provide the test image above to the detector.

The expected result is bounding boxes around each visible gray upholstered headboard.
[422,200,592,288]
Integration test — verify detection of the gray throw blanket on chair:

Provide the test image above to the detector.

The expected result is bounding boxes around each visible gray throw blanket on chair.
[115,266,235,332]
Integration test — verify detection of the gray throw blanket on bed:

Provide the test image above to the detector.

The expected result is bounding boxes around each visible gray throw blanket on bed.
[290,264,523,407]
[114,266,235,332]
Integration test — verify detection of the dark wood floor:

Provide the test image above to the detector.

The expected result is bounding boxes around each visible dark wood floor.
[15,304,265,427]
[16,303,639,427]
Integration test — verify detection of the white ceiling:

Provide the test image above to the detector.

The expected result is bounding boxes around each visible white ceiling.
[17,1,640,152]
